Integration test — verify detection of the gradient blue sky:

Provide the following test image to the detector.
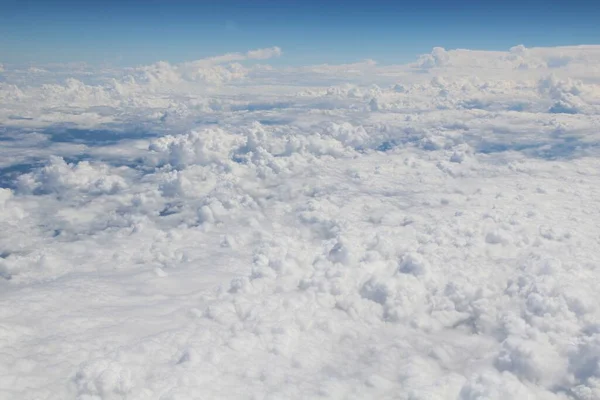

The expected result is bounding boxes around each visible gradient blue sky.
[1,0,599,66]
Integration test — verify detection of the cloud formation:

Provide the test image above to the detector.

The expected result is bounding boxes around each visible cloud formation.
[2,44,600,400]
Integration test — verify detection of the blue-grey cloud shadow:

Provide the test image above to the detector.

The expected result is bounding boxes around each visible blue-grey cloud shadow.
[46,128,161,145]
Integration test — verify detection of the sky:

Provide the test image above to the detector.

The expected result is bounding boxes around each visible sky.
[3,0,600,398]
[1,0,599,66]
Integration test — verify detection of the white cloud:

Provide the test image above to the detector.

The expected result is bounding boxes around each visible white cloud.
[195,46,282,65]
[3,45,600,398]
[415,46,450,69]
[17,156,127,195]
[123,47,281,88]
[246,46,282,60]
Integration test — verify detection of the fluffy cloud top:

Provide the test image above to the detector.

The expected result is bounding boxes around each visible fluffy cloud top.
[2,44,600,400]
[196,46,282,65]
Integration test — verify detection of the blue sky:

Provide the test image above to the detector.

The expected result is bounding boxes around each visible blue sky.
[1,0,599,66]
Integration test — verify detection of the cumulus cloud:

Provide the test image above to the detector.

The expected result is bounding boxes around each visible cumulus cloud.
[127,47,281,87]
[17,156,127,195]
[415,47,450,69]
[2,44,600,130]
[3,45,600,398]
[245,46,283,60]
[538,74,584,99]
[412,44,600,72]
[194,46,282,65]
[538,74,588,114]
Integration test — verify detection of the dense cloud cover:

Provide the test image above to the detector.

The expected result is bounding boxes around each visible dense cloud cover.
[1,45,600,399]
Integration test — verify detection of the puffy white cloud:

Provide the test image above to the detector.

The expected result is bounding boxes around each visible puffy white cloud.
[134,61,182,85]
[0,83,25,102]
[415,46,450,69]
[148,128,239,169]
[126,47,280,87]
[538,74,584,99]
[413,44,600,72]
[246,46,283,60]
[16,156,127,195]
[3,47,600,399]
[184,46,282,67]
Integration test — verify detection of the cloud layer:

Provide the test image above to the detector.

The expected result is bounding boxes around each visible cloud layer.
[1,45,600,399]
